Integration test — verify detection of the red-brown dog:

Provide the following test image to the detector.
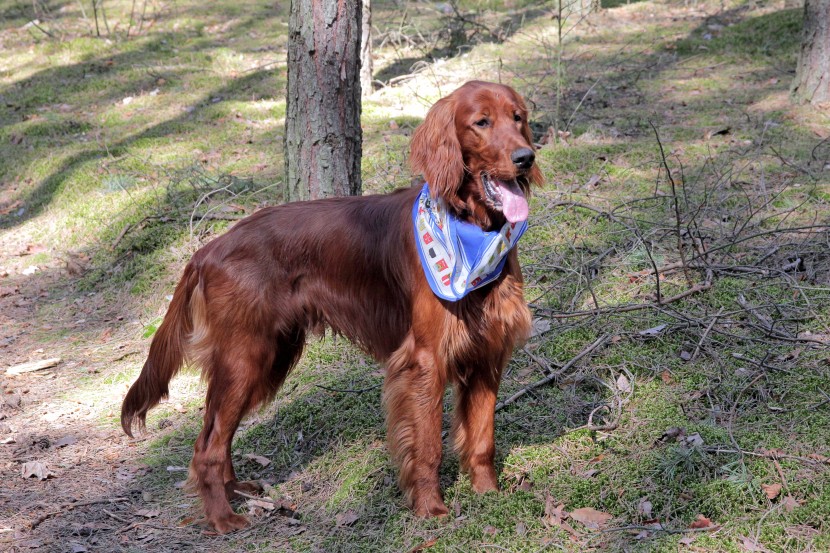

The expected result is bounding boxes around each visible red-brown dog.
[122,81,543,533]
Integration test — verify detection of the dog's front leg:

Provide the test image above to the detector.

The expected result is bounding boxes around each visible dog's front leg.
[383,334,448,517]
[452,367,502,494]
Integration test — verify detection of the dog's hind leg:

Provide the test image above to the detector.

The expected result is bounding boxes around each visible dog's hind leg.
[190,332,302,534]
[222,330,305,502]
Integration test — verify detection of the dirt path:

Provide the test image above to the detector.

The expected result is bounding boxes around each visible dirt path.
[0,231,220,551]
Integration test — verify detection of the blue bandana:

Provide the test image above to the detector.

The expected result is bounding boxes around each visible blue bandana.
[412,183,527,301]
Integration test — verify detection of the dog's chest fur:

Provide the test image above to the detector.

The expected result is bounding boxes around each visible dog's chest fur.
[436,265,531,376]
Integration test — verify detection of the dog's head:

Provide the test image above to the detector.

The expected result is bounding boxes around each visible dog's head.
[410,81,544,229]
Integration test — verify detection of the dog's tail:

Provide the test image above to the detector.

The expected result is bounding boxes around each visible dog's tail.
[121,262,200,437]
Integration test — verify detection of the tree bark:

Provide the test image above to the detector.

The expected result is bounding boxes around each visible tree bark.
[285,0,363,201]
[360,0,373,98]
[791,0,830,107]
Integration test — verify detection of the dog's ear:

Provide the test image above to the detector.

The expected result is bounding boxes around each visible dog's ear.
[410,96,465,201]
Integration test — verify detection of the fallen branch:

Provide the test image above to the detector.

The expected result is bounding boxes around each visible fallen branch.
[737,294,793,339]
[496,334,610,412]
[703,446,829,466]
[535,280,713,320]
[30,497,129,529]
[6,358,61,376]
[589,523,722,537]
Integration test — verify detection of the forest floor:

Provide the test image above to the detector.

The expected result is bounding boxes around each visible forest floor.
[1,0,829,551]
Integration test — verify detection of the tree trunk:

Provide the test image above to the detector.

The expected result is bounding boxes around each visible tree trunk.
[360,0,373,98]
[791,0,830,107]
[285,0,363,201]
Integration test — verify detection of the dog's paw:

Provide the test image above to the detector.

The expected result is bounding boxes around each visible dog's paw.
[210,512,250,534]
[412,493,449,518]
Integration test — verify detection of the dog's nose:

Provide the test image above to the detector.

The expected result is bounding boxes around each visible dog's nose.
[511,148,535,170]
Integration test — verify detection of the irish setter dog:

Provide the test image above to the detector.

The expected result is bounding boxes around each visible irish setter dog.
[121,81,543,533]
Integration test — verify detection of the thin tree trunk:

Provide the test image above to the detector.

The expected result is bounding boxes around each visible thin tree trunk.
[791,0,830,106]
[285,0,363,201]
[360,0,373,98]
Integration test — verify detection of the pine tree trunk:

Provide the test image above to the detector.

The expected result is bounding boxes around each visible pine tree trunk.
[791,0,830,106]
[285,0,363,201]
[360,0,373,98]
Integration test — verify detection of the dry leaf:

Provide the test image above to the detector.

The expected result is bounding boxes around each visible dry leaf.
[639,324,667,336]
[761,483,782,500]
[781,495,800,512]
[530,317,551,338]
[660,370,673,384]
[616,374,631,393]
[739,536,769,552]
[656,426,685,445]
[336,509,359,527]
[135,508,160,518]
[242,453,271,467]
[684,433,704,447]
[637,497,653,519]
[406,538,438,553]
[689,514,712,529]
[570,507,613,529]
[21,461,54,480]
[53,435,77,448]
[482,525,497,536]
[583,174,601,188]
[543,495,580,537]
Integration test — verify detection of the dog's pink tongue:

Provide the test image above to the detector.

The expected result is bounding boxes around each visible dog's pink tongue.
[495,180,529,223]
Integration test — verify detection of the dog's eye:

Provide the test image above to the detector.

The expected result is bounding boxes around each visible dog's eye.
[514,113,523,123]
[474,118,489,128]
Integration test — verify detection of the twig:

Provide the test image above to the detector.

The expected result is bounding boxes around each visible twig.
[102,509,129,523]
[314,383,381,394]
[651,121,692,286]
[522,345,557,376]
[590,523,722,537]
[737,294,793,339]
[496,334,610,412]
[691,307,723,361]
[534,279,713,320]
[772,458,789,494]
[30,497,129,529]
[28,19,55,38]
[233,490,267,502]
[117,520,186,533]
[703,447,829,466]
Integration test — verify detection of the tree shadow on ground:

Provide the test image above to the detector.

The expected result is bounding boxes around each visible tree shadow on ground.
[371,5,550,87]
[0,64,281,231]
[0,10,281,228]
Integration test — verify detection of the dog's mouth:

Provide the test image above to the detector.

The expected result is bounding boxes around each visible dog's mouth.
[481,174,529,223]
